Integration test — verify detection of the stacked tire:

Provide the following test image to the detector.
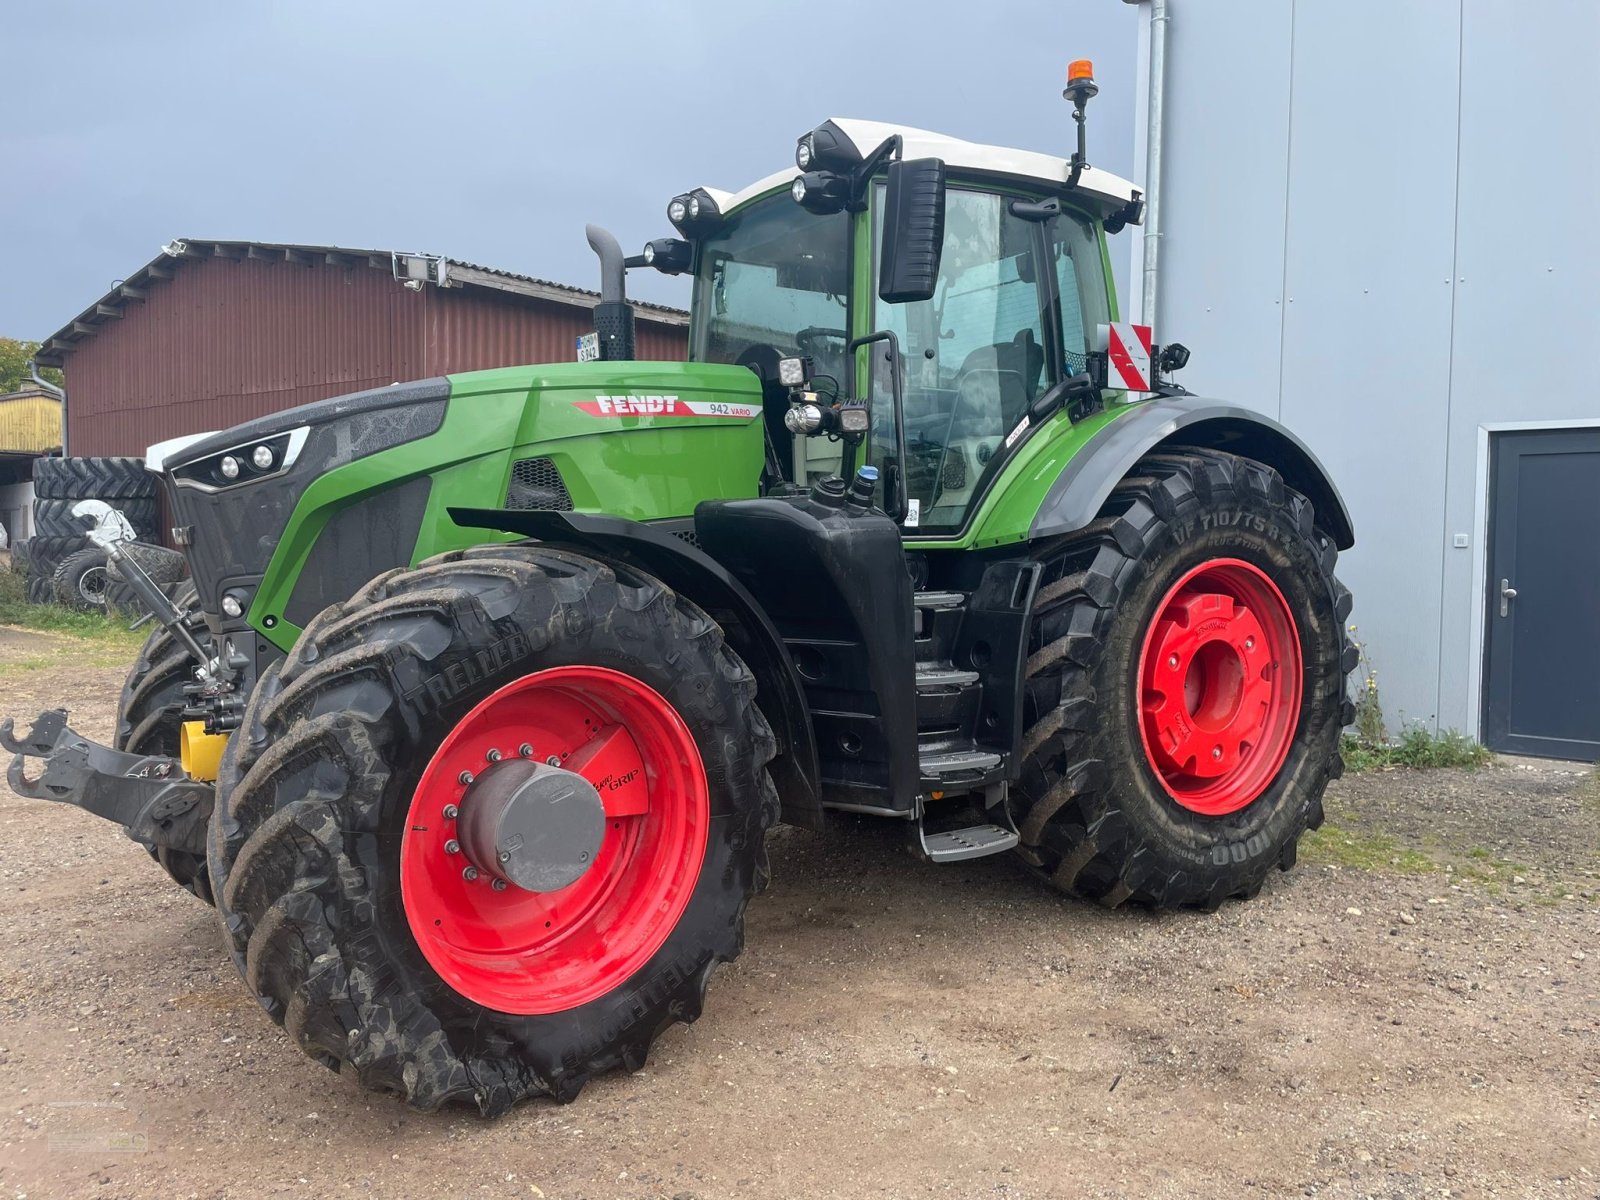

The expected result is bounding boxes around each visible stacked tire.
[29,456,162,609]
[105,543,191,618]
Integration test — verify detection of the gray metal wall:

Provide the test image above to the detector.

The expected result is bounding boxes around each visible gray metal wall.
[1137,0,1600,736]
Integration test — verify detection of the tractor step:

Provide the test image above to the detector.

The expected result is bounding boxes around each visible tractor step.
[918,822,1020,862]
[919,746,1003,783]
[915,662,981,689]
[913,787,1020,863]
[912,590,965,610]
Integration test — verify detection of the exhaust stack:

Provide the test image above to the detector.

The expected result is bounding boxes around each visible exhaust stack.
[585,224,636,361]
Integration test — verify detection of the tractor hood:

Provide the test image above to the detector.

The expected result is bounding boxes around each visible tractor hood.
[153,362,767,645]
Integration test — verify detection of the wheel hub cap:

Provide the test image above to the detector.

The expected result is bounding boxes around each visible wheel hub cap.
[1136,558,1303,816]
[457,760,606,893]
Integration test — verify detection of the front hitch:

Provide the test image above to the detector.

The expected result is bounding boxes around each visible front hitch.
[1,708,212,856]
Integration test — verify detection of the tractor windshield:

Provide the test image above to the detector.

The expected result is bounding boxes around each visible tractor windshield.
[691,196,852,386]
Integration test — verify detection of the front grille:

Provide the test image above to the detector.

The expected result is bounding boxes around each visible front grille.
[505,457,574,511]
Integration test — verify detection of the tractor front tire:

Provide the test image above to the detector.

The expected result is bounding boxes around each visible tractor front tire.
[208,544,779,1113]
[115,583,216,904]
[1011,449,1355,909]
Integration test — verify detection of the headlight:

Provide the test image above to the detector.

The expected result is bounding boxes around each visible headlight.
[791,171,850,214]
[221,592,245,618]
[783,403,825,435]
[170,429,304,491]
[668,188,722,235]
[795,120,860,173]
[777,356,812,387]
[641,238,693,276]
[838,405,870,435]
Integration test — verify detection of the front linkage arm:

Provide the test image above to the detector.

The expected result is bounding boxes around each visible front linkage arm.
[1,709,211,856]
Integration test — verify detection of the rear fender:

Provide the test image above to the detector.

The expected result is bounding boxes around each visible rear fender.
[1030,400,1355,549]
[449,507,824,831]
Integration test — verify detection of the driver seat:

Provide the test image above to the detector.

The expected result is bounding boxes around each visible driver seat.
[955,329,1045,427]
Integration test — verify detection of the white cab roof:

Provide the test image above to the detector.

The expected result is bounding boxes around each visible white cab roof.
[710,117,1140,216]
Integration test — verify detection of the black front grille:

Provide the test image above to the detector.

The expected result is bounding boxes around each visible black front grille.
[282,477,432,628]
[505,457,574,511]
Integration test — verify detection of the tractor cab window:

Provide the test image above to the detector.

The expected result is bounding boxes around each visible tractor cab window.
[871,187,1050,531]
[691,196,852,387]
[1049,211,1110,378]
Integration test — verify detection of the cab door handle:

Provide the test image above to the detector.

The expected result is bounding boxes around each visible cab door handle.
[1499,578,1518,618]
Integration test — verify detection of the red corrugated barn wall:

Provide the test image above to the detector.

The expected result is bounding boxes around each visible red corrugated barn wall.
[60,254,687,456]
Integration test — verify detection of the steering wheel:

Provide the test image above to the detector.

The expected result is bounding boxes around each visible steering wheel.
[795,326,849,358]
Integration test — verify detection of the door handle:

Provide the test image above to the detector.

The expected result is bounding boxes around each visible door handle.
[1499,578,1518,618]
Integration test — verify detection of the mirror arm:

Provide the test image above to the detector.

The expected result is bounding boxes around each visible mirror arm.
[848,330,909,523]
[846,135,903,212]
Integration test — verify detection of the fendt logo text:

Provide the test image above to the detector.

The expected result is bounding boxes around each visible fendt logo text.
[573,395,760,420]
[592,394,683,415]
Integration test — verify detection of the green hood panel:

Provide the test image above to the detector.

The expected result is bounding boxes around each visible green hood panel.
[248,361,767,649]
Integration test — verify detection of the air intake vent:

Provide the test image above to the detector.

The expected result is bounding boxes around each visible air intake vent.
[505,457,574,511]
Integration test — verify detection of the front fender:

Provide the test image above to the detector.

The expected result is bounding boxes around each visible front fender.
[449,507,824,831]
[1029,399,1355,549]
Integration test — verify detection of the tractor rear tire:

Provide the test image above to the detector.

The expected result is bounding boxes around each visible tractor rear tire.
[32,456,155,501]
[208,543,779,1113]
[115,583,216,905]
[1009,449,1355,909]
[51,548,111,610]
[33,497,160,541]
[26,575,54,605]
[26,534,89,577]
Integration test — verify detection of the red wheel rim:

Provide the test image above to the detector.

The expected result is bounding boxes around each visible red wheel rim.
[1135,558,1302,816]
[401,666,709,1015]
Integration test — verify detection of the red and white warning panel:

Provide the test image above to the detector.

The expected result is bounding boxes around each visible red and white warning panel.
[1095,322,1155,391]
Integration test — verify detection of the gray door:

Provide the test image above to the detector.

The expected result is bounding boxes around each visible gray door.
[1483,428,1600,761]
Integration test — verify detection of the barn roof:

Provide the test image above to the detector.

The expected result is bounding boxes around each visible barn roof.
[35,239,689,366]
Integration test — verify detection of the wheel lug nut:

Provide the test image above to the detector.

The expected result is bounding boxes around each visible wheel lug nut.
[498,851,511,864]
[462,866,479,882]
[518,743,533,758]
[444,839,461,855]
[487,748,502,762]
[491,878,508,892]
[442,804,459,820]
[1211,746,1223,760]
[458,770,474,786]
[546,755,561,766]
[1245,637,1255,651]
[1168,654,1179,668]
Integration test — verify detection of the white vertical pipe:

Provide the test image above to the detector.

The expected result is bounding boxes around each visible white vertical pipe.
[1141,0,1169,328]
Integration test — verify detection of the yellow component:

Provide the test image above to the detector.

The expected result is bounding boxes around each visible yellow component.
[180,721,229,782]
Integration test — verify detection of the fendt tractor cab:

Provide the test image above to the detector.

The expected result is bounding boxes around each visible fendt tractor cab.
[4,65,1355,1113]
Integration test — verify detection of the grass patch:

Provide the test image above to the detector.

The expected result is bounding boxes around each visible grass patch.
[0,567,148,652]
[1300,822,1440,873]
[1341,727,1493,773]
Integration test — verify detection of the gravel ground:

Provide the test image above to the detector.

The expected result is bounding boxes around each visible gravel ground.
[0,626,1595,1199]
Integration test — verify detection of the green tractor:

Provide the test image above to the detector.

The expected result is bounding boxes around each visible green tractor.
[4,68,1354,1113]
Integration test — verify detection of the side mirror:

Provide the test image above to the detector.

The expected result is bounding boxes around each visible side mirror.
[878,158,945,304]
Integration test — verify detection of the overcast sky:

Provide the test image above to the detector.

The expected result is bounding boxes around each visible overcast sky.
[3,1,1139,340]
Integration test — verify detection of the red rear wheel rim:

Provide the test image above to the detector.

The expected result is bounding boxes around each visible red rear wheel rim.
[1135,559,1302,816]
[401,666,709,1015]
